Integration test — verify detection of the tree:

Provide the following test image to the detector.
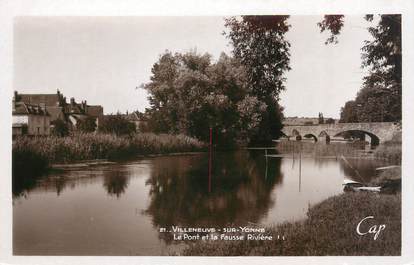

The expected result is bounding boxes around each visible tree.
[358,14,401,122]
[98,114,136,136]
[319,15,401,122]
[224,16,290,144]
[339,100,359,123]
[143,50,266,147]
[76,116,97,133]
[317,15,345,44]
[50,119,69,137]
[318,112,324,124]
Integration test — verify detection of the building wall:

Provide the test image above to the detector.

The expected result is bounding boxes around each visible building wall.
[26,115,51,135]
[13,115,29,124]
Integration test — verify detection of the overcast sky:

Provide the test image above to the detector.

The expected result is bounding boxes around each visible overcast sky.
[14,16,373,118]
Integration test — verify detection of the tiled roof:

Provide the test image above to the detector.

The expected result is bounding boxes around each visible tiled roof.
[13,102,49,116]
[15,91,104,120]
[19,94,60,107]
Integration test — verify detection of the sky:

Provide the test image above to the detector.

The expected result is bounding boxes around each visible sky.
[14,16,374,118]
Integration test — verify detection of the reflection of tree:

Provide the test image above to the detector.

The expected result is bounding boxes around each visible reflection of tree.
[103,170,130,198]
[143,151,283,243]
[13,174,40,198]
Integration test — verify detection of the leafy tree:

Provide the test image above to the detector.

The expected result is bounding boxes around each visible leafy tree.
[98,114,136,136]
[317,15,345,44]
[224,16,290,144]
[320,15,401,122]
[339,100,359,123]
[50,119,69,137]
[358,14,401,122]
[143,50,265,147]
[325,118,335,124]
[76,116,97,133]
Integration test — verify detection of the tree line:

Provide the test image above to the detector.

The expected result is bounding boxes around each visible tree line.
[141,15,401,147]
[329,15,402,123]
[142,16,290,147]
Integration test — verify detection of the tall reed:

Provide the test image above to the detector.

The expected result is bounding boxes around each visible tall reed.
[12,133,206,176]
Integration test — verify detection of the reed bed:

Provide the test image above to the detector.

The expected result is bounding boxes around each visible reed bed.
[12,133,206,177]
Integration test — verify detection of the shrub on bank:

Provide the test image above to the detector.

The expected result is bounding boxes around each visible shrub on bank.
[12,141,49,178]
[12,133,206,166]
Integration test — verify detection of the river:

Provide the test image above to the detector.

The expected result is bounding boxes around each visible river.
[13,150,389,255]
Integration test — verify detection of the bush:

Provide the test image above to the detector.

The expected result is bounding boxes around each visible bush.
[12,137,49,178]
[50,119,69,137]
[98,115,136,136]
[76,116,97,133]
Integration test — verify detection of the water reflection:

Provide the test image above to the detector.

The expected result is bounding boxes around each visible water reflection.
[143,151,282,243]
[13,151,391,255]
[145,152,282,223]
[13,167,132,199]
[103,171,130,198]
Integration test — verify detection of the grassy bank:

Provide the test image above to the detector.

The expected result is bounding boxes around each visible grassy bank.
[12,133,206,177]
[183,192,401,256]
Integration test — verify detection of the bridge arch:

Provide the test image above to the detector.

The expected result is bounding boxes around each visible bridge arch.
[292,129,302,141]
[304,133,318,142]
[318,131,330,144]
[334,130,380,146]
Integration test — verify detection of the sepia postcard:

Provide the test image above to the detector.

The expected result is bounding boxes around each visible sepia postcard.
[1,1,414,265]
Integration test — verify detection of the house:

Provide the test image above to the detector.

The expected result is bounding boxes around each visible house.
[12,90,104,136]
[65,97,103,129]
[124,111,147,131]
[15,90,66,121]
[12,100,51,136]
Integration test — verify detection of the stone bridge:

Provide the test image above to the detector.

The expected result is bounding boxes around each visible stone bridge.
[281,122,401,145]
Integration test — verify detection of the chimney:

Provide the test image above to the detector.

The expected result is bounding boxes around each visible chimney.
[70,97,75,105]
[82,100,87,113]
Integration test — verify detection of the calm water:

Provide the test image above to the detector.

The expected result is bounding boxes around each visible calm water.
[13,151,388,255]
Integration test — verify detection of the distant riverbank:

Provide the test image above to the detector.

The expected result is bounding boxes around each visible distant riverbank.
[12,133,206,178]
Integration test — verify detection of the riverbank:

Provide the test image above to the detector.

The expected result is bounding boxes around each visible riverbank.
[12,133,206,178]
[183,191,401,256]
[374,132,402,163]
